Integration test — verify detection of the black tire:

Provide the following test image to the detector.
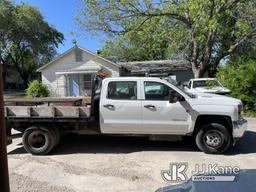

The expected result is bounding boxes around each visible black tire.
[195,123,232,154]
[22,127,55,155]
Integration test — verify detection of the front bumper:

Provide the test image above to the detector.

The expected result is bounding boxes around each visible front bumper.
[232,118,248,142]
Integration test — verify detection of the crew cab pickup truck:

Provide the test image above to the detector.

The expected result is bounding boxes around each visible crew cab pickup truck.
[184,78,231,95]
[5,76,247,155]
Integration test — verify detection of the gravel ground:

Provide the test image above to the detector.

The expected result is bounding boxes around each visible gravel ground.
[7,118,256,192]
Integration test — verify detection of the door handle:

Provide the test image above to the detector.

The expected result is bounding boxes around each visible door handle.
[144,105,156,110]
[103,104,115,110]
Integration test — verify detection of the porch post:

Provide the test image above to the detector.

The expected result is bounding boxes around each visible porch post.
[78,73,81,96]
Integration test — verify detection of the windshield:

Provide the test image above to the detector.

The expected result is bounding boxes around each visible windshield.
[193,79,222,88]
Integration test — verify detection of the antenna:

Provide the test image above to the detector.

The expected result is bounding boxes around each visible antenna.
[72,39,77,46]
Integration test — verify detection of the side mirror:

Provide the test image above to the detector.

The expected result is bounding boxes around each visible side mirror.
[169,90,185,103]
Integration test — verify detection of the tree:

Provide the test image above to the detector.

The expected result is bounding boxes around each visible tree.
[76,0,256,77]
[98,16,179,62]
[217,59,256,114]
[227,39,256,65]
[0,0,64,87]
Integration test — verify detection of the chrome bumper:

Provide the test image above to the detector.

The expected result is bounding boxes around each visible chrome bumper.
[233,118,248,140]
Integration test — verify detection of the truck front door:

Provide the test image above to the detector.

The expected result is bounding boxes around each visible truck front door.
[100,80,142,133]
[142,81,190,134]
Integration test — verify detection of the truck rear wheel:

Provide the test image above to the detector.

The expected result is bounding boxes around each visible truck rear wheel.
[22,127,55,155]
[195,123,231,154]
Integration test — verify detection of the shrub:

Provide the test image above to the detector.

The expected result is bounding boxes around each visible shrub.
[216,59,256,115]
[25,80,49,98]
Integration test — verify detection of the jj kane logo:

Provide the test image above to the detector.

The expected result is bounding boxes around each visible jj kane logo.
[161,162,240,183]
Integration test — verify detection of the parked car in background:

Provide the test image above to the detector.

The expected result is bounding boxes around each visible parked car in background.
[184,78,230,95]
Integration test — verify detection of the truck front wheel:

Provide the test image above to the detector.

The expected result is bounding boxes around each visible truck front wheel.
[195,123,231,154]
[22,127,55,155]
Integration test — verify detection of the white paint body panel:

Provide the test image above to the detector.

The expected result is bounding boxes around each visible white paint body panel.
[100,100,142,133]
[142,100,190,134]
[100,77,241,135]
[100,79,142,133]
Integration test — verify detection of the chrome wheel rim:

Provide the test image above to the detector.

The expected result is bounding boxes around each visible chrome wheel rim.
[204,130,224,148]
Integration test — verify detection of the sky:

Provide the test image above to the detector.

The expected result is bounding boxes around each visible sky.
[14,0,103,54]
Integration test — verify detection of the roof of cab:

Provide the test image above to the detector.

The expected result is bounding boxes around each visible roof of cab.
[104,77,163,81]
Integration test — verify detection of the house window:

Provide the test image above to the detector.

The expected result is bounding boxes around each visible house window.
[83,74,92,90]
[75,50,83,62]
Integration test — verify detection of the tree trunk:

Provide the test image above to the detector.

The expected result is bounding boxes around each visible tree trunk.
[193,68,200,78]
[10,57,29,89]
[22,74,29,89]
[191,62,207,78]
[208,65,218,77]
[0,59,6,87]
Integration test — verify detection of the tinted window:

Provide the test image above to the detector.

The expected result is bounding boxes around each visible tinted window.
[107,81,137,100]
[144,82,172,100]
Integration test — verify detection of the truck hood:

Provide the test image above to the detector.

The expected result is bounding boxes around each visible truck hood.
[189,93,241,106]
[189,86,230,94]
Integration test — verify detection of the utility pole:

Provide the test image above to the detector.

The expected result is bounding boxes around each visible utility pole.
[0,51,10,192]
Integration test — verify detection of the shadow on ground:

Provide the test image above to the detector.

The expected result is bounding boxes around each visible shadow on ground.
[227,130,256,155]
[7,131,256,155]
[8,134,197,155]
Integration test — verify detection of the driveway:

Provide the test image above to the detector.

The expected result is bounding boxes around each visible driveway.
[7,118,256,192]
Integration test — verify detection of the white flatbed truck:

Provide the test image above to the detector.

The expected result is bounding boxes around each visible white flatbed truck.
[5,76,247,155]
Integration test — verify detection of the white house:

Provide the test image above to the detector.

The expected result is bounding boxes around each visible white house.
[37,45,120,97]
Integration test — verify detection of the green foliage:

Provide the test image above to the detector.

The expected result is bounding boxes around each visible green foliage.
[98,17,178,62]
[217,60,256,114]
[25,80,49,98]
[76,0,256,77]
[0,0,64,87]
[206,80,220,88]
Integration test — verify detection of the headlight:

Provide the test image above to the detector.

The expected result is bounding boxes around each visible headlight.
[238,104,243,119]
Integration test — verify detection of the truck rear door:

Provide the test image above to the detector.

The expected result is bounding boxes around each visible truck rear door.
[100,79,142,133]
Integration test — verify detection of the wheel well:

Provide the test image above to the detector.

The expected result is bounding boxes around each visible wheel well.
[193,115,232,135]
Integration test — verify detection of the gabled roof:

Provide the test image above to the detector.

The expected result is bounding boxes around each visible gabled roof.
[37,45,119,72]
